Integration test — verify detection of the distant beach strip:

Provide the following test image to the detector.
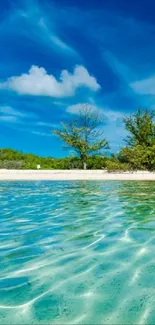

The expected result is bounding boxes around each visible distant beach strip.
[0,170,155,181]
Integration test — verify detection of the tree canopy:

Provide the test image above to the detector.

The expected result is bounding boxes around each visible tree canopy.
[53,104,109,169]
[124,109,155,147]
[118,109,155,170]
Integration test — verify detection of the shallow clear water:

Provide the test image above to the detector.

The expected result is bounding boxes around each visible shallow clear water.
[1,181,155,324]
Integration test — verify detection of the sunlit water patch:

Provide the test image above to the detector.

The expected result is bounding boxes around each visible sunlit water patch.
[1,181,155,324]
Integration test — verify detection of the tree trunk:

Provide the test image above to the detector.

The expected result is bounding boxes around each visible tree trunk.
[81,155,87,170]
[83,162,87,170]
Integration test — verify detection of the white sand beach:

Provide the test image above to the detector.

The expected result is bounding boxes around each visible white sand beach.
[0,169,155,181]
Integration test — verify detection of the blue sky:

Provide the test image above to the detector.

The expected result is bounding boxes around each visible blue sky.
[0,0,155,157]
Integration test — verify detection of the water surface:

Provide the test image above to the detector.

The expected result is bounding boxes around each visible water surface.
[1,181,155,324]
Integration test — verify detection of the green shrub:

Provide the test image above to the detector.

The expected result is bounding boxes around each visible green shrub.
[105,160,131,172]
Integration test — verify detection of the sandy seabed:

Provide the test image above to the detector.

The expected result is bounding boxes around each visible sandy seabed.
[0,169,155,180]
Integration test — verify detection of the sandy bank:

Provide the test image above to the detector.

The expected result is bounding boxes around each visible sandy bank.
[0,169,155,181]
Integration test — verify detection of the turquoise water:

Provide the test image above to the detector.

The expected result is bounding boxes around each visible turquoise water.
[1,181,155,324]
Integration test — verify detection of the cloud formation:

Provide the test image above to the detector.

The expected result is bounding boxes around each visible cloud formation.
[131,75,155,95]
[0,115,17,123]
[0,106,26,117]
[0,106,22,123]
[66,103,96,114]
[38,17,77,54]
[31,130,52,137]
[67,103,125,122]
[0,105,37,125]
[0,65,100,97]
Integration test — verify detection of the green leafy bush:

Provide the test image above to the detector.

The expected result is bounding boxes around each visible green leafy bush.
[105,160,131,172]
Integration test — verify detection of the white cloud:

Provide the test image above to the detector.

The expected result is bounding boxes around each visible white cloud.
[67,103,125,122]
[53,101,64,105]
[0,105,37,125]
[31,131,52,137]
[36,121,53,127]
[0,65,100,97]
[0,106,26,117]
[19,1,78,56]
[0,106,21,123]
[131,76,155,95]
[36,121,58,128]
[0,115,17,123]
[66,103,96,114]
[38,18,76,54]
[103,109,125,122]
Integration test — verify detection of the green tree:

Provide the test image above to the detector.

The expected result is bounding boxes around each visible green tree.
[121,109,155,171]
[124,109,155,147]
[52,104,109,169]
[118,145,147,170]
[105,160,130,172]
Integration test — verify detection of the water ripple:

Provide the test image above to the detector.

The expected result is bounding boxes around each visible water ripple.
[1,181,155,324]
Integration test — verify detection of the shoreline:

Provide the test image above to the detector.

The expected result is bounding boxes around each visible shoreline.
[1,169,155,181]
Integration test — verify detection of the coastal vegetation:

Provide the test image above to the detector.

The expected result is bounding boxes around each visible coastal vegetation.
[1,108,155,171]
